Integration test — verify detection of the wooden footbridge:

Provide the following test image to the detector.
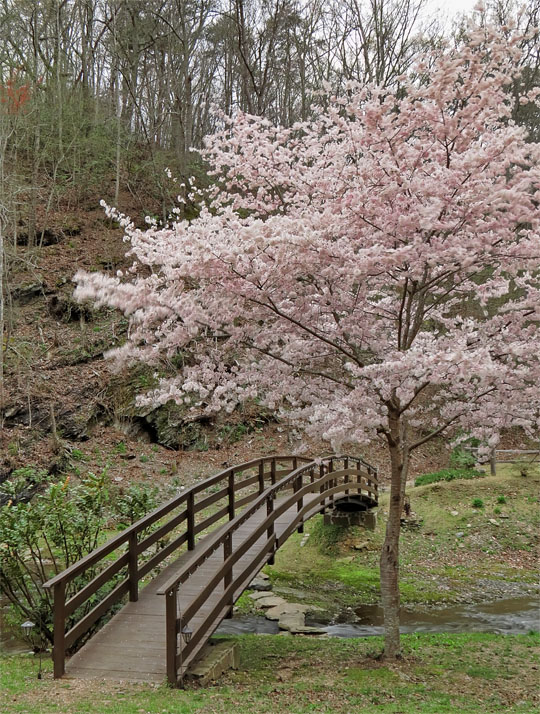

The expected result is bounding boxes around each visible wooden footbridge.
[44,454,378,686]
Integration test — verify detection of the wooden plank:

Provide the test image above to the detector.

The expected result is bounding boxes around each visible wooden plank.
[194,487,228,513]
[194,506,229,534]
[233,474,259,491]
[137,508,187,554]
[235,492,257,509]
[137,531,188,579]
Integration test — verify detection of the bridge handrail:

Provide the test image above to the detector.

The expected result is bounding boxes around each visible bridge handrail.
[42,455,309,591]
[160,454,378,683]
[43,453,311,678]
[180,472,377,625]
[157,454,376,597]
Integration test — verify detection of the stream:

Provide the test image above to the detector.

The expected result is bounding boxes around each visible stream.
[215,596,540,638]
[0,601,31,655]
[2,596,538,654]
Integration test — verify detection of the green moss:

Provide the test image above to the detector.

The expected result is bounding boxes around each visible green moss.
[234,591,257,614]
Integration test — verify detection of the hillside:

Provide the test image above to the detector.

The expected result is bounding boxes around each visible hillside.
[3,202,537,501]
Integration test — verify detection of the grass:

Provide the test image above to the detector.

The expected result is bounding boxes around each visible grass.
[267,463,539,609]
[1,632,538,713]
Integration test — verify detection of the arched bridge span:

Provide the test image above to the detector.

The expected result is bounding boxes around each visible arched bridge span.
[44,454,378,685]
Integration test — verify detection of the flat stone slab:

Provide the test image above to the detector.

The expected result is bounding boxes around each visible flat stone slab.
[287,625,327,635]
[248,591,274,601]
[277,613,305,630]
[253,596,288,609]
[278,615,327,635]
[265,603,313,620]
[249,577,272,591]
[187,640,239,686]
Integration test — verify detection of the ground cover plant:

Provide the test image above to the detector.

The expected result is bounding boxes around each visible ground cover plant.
[1,633,538,714]
[414,468,484,487]
[75,17,540,658]
[268,463,539,609]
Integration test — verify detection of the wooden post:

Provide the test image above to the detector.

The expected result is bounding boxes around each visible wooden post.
[224,532,233,608]
[53,580,66,679]
[258,461,265,494]
[228,471,235,520]
[128,531,138,602]
[187,492,195,550]
[357,460,362,496]
[270,459,276,485]
[296,473,304,534]
[328,458,335,508]
[165,587,178,686]
[267,494,275,565]
[320,463,326,513]
[344,456,349,495]
[490,449,497,476]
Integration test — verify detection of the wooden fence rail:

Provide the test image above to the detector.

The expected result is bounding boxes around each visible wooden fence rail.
[43,453,377,682]
[42,455,312,678]
[156,454,378,686]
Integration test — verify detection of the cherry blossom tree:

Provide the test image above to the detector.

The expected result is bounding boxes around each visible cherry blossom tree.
[75,20,540,658]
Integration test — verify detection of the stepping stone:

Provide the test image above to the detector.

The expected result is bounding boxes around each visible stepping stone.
[253,596,287,609]
[248,591,273,601]
[286,625,327,635]
[278,614,327,635]
[265,603,312,620]
[249,577,272,591]
[277,613,305,631]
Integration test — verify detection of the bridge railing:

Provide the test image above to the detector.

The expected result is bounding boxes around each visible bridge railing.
[157,454,378,685]
[43,454,311,678]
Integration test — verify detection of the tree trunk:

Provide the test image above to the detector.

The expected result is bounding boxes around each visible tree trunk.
[380,408,409,658]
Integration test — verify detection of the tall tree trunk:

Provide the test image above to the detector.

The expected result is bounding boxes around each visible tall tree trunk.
[380,407,409,658]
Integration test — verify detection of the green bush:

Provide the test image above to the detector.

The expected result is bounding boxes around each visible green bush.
[414,468,484,487]
[449,445,478,470]
[114,483,159,529]
[472,498,485,509]
[0,468,163,650]
[0,470,111,647]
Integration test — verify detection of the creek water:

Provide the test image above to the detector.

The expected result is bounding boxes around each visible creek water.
[2,596,538,654]
[0,600,31,655]
[215,596,540,638]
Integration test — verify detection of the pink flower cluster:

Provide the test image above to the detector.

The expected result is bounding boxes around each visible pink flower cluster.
[75,23,540,452]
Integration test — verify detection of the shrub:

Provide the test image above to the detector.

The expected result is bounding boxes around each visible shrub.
[0,470,111,646]
[114,483,159,529]
[472,498,484,509]
[497,495,506,504]
[449,445,478,470]
[414,468,484,487]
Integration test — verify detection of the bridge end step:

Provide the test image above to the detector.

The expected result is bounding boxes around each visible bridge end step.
[185,639,239,687]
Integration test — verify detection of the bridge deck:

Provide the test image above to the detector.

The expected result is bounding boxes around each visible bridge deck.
[65,492,324,682]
